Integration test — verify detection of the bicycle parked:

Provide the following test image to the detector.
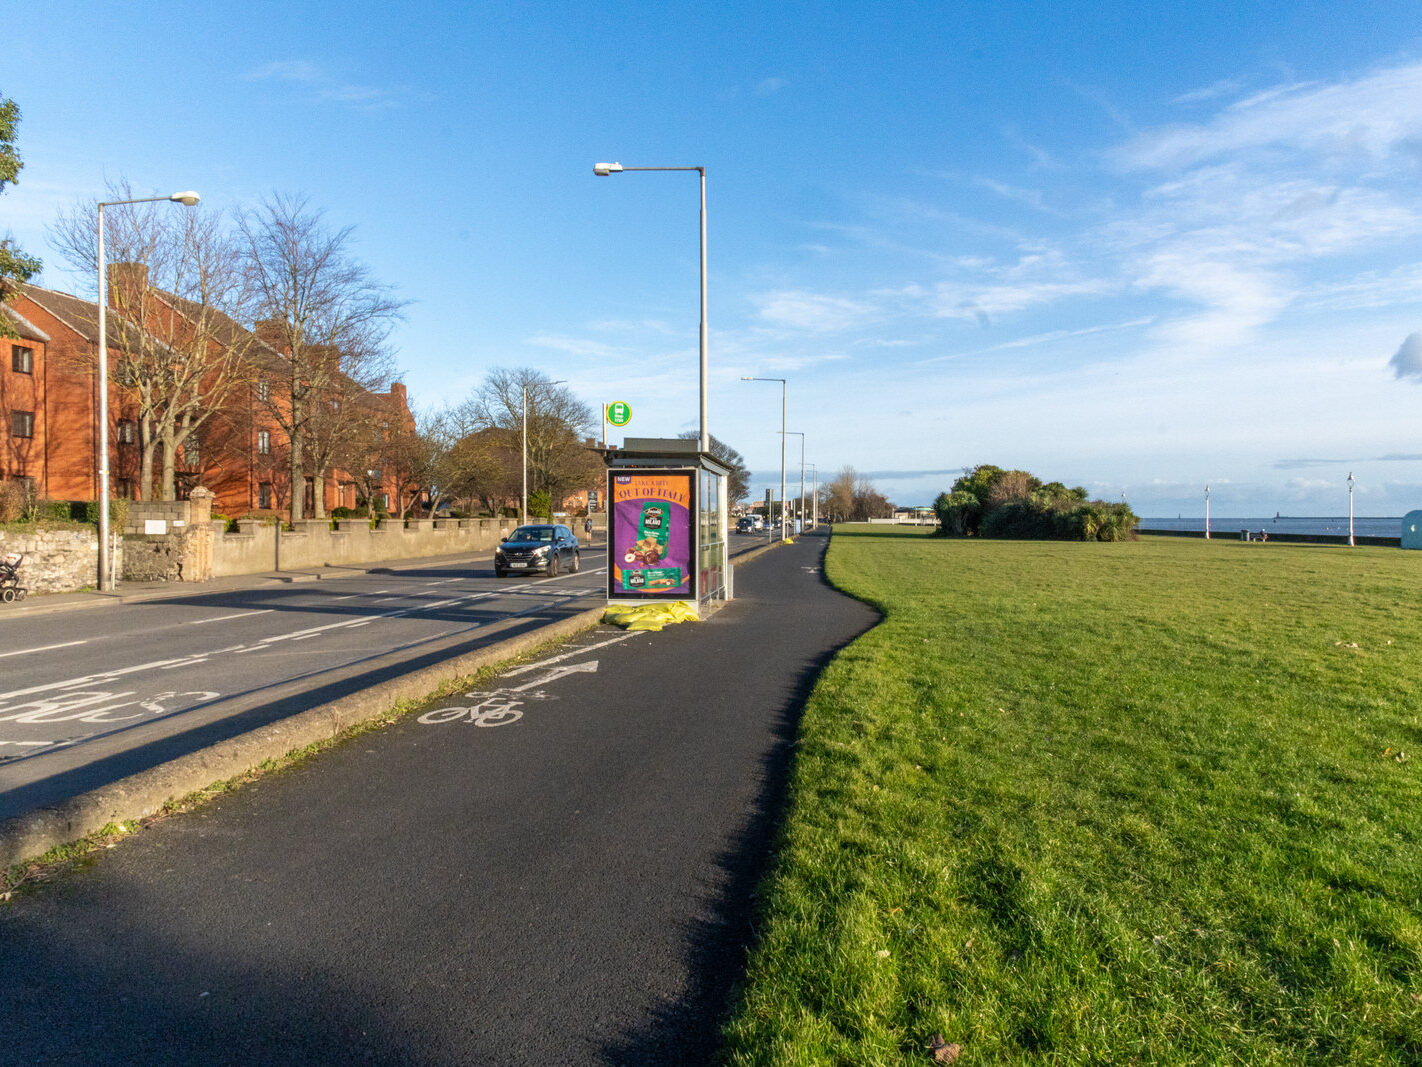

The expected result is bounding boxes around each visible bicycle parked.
[1,552,29,603]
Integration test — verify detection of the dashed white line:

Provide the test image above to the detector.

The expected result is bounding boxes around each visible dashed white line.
[192,610,274,625]
[0,640,88,659]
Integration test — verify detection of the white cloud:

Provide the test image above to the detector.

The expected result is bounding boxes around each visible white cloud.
[1116,64,1422,171]
[754,77,788,96]
[753,290,875,332]
[245,60,416,110]
[1389,331,1422,380]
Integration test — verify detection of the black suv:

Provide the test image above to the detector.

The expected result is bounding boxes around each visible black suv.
[494,524,581,577]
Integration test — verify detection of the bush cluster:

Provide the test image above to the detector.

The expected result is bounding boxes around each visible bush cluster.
[934,465,1135,541]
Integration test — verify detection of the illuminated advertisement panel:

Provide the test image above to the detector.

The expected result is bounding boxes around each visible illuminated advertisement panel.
[607,470,696,599]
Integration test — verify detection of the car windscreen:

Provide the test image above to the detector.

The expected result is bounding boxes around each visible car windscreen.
[510,527,555,541]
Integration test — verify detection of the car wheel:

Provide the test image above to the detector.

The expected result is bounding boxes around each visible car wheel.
[570,551,580,573]
[495,568,507,578]
[549,555,560,577]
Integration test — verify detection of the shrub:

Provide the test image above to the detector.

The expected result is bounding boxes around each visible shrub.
[936,465,1136,542]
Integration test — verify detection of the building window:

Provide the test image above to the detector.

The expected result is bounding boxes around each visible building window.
[258,483,272,509]
[11,346,33,374]
[257,430,271,455]
[117,419,137,445]
[116,362,135,387]
[11,411,34,438]
[183,437,200,469]
[257,379,270,402]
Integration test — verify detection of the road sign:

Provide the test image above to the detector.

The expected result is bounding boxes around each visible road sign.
[607,401,632,427]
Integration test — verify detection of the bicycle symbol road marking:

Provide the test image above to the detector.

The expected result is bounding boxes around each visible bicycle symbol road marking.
[417,690,525,726]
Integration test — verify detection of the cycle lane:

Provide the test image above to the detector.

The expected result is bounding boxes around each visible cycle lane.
[0,531,877,1066]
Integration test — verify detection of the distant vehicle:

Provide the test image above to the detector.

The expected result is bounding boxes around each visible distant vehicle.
[494,524,580,577]
[751,515,765,530]
[736,517,757,534]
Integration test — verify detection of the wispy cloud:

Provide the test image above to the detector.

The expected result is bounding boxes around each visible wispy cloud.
[245,60,419,110]
[1115,64,1422,170]
[915,317,1154,365]
[753,290,876,332]
[754,77,788,96]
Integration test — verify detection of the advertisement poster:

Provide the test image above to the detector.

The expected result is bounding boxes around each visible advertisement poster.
[608,470,695,599]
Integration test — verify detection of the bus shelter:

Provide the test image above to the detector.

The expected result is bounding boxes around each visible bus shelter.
[604,438,732,613]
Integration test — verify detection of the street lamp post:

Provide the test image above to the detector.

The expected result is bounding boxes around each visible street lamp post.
[1348,471,1356,547]
[785,431,805,533]
[96,190,200,591]
[742,377,787,540]
[1204,485,1211,540]
[523,379,566,524]
[593,162,708,453]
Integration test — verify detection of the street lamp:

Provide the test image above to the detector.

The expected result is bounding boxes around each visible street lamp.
[1348,471,1356,547]
[1204,485,1211,540]
[96,190,200,591]
[522,379,566,524]
[742,377,787,540]
[593,162,708,452]
[784,431,805,533]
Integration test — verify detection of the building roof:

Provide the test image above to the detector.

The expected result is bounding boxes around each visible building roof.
[0,304,51,342]
[19,284,152,350]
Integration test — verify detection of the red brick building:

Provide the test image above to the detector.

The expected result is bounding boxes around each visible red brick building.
[2,282,415,518]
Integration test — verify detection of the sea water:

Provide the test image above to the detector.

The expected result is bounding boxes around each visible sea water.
[1140,516,1403,538]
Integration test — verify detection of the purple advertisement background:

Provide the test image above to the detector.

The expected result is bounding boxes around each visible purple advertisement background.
[609,472,693,597]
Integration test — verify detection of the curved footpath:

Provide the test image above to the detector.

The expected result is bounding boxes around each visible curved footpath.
[0,530,878,1065]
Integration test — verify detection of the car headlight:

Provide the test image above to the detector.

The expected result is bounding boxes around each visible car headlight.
[531,546,551,557]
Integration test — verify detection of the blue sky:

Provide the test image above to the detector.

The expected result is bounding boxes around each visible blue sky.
[5,1,1422,514]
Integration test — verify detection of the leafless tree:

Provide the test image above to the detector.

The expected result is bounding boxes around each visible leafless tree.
[50,182,254,500]
[235,193,403,521]
[463,368,600,512]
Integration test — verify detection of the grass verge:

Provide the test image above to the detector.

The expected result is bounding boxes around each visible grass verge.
[722,527,1422,1064]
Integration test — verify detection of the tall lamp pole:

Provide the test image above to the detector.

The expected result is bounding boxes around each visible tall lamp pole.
[1348,471,1356,547]
[522,378,566,524]
[785,431,805,533]
[1204,485,1211,540]
[593,162,708,452]
[742,377,787,540]
[808,464,818,529]
[96,190,200,591]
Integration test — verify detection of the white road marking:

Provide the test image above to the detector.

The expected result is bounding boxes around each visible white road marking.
[508,660,599,692]
[191,610,274,625]
[0,576,603,703]
[504,632,634,675]
[0,640,87,658]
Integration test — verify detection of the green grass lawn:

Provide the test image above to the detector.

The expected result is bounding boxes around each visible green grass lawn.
[722,528,1422,1064]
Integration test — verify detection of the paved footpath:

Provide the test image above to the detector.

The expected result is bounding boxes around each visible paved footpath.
[0,532,877,1066]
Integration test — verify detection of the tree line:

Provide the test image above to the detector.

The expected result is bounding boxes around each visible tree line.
[934,465,1136,541]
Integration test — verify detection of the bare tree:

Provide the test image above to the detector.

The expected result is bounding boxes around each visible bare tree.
[824,465,892,522]
[465,368,600,512]
[236,193,403,521]
[50,183,254,500]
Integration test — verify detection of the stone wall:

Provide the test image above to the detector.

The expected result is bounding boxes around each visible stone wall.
[0,526,118,596]
[210,516,522,577]
[123,488,215,583]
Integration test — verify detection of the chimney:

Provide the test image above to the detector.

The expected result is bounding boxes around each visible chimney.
[109,262,149,309]
[254,318,288,351]
[389,382,407,408]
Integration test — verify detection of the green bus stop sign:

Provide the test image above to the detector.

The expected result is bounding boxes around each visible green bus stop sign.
[607,401,632,426]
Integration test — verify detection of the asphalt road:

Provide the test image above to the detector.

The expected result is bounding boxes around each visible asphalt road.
[0,531,877,1065]
[0,555,609,821]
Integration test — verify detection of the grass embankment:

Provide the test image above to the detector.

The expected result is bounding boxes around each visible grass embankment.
[723,528,1422,1064]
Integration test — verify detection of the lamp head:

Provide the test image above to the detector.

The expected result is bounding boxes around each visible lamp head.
[169,191,201,206]
[593,162,623,176]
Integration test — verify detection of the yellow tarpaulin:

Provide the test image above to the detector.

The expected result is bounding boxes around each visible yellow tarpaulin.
[601,601,700,631]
